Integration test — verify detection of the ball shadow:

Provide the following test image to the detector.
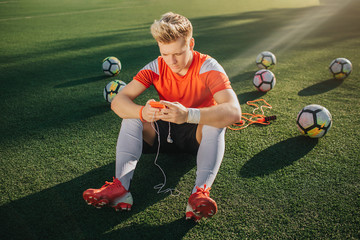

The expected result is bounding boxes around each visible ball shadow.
[298,78,344,96]
[54,75,106,88]
[237,90,267,103]
[240,136,318,178]
[230,71,255,84]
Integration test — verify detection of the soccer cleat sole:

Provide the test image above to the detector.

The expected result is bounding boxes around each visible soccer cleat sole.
[83,191,133,211]
[84,195,110,209]
[113,203,132,211]
[111,192,133,212]
[185,212,202,222]
[190,198,217,218]
[185,203,202,222]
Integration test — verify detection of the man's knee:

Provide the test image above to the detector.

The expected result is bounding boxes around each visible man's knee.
[199,125,226,142]
[121,118,143,129]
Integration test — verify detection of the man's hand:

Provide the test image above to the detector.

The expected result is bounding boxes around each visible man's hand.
[142,99,163,122]
[157,100,189,124]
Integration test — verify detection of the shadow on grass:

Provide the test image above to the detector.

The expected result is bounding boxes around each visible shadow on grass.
[298,78,344,96]
[104,218,197,240]
[54,75,106,88]
[59,104,112,124]
[1,153,197,240]
[230,71,255,84]
[237,90,267,103]
[0,102,112,145]
[0,25,151,68]
[240,136,318,178]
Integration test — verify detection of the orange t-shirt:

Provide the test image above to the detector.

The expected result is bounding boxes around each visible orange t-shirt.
[133,51,231,108]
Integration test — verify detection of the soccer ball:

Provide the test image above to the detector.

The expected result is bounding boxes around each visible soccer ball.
[102,56,121,76]
[296,104,332,138]
[103,80,126,103]
[253,69,276,92]
[256,51,276,69]
[329,58,352,80]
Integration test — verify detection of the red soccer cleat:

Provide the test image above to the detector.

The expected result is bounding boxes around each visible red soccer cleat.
[83,177,133,211]
[185,185,217,222]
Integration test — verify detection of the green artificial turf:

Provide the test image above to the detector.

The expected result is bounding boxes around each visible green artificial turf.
[1,0,359,239]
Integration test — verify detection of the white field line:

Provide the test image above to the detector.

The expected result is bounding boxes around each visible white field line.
[0,1,20,3]
[0,4,140,22]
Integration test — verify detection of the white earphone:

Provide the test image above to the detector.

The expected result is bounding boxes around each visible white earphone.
[167,122,173,143]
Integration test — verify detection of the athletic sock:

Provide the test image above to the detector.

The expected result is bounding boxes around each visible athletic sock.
[193,125,226,193]
[115,118,143,191]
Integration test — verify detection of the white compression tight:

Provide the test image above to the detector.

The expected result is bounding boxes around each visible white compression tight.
[115,118,226,193]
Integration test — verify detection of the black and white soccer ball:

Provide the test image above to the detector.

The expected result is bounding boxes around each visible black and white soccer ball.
[103,80,126,103]
[256,51,276,69]
[253,69,276,92]
[296,104,332,138]
[102,56,121,76]
[329,58,352,80]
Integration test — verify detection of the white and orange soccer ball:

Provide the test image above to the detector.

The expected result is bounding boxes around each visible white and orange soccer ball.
[329,58,352,80]
[296,104,332,138]
[103,80,126,103]
[102,56,121,76]
[253,69,276,92]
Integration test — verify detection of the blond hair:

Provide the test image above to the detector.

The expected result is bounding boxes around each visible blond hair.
[150,12,193,44]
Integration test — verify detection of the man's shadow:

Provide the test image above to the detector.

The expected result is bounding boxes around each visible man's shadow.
[1,153,197,240]
[240,136,318,178]
[103,217,197,240]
